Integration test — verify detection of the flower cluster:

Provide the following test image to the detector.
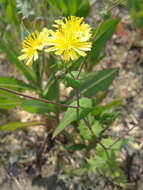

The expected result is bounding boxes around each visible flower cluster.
[18,16,92,66]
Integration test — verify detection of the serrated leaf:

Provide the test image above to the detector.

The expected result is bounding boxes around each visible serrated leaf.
[99,138,128,150]
[79,122,92,140]
[91,120,102,136]
[87,155,106,170]
[107,138,128,150]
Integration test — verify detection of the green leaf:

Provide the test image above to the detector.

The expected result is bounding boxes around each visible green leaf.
[89,18,119,62]
[76,0,90,17]
[0,76,33,91]
[43,75,59,101]
[98,112,119,127]
[48,0,68,15]
[128,0,143,28]
[82,68,118,97]
[53,98,92,138]
[93,91,108,105]
[0,121,44,131]
[0,89,22,109]
[79,120,92,140]
[21,99,56,114]
[106,138,128,150]
[48,0,90,16]
[91,120,102,136]
[0,99,22,109]
[66,0,78,15]
[70,69,118,98]
[67,144,87,152]
[92,99,122,115]
[65,74,81,89]
[6,0,19,28]
[0,40,37,86]
[0,89,22,100]
[87,155,106,170]
[99,138,128,150]
[58,0,68,14]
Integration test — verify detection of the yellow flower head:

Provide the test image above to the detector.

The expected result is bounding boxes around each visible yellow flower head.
[46,16,92,61]
[18,28,49,66]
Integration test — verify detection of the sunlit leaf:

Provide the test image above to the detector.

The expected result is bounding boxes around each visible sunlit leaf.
[53,98,92,138]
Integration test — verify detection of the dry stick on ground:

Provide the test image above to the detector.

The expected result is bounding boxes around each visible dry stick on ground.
[0,159,23,190]
[0,87,79,109]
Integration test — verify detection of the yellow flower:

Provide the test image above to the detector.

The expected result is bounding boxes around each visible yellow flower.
[18,28,49,66]
[46,16,92,61]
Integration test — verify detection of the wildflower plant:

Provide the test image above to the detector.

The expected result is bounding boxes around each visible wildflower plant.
[18,29,48,66]
[19,17,92,64]
[45,17,92,61]
[0,12,128,187]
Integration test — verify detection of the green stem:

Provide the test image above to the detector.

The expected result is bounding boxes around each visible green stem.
[76,57,88,79]
[69,71,80,115]
[83,117,109,159]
